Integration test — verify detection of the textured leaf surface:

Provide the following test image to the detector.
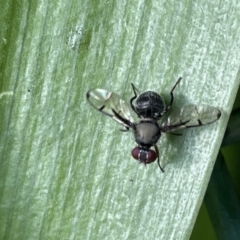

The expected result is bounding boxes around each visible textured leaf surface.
[0,0,240,239]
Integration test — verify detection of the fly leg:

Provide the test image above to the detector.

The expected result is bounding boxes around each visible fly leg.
[112,109,135,130]
[130,83,139,115]
[154,145,164,173]
[166,77,182,112]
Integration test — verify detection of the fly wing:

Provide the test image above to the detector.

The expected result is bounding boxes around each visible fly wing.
[86,88,135,127]
[161,104,221,132]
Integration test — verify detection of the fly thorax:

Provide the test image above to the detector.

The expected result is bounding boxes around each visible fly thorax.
[134,121,161,146]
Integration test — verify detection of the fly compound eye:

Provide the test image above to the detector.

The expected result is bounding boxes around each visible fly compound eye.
[131,147,141,160]
[131,147,157,164]
[145,149,157,163]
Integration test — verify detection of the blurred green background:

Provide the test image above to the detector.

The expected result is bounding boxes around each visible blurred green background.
[191,87,240,240]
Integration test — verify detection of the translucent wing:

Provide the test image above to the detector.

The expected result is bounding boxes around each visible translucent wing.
[161,104,221,132]
[86,88,134,127]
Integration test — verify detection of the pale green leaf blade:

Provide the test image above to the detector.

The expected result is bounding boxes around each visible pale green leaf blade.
[1,1,240,240]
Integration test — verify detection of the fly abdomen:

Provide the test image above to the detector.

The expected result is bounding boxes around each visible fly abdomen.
[135,91,166,119]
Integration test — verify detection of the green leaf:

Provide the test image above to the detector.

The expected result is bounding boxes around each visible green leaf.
[1,0,240,239]
[205,152,240,240]
[222,108,240,146]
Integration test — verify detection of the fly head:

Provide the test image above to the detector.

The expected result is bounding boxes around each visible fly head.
[131,147,157,164]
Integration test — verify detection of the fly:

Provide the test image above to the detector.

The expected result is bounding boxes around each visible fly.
[86,77,221,172]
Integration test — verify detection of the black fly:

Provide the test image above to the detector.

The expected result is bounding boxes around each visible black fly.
[86,78,221,172]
